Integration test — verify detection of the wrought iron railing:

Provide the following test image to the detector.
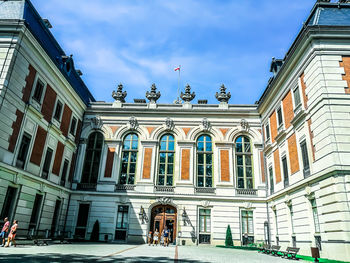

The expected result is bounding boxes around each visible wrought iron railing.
[195,187,216,194]
[154,185,175,192]
[76,183,97,191]
[115,184,136,191]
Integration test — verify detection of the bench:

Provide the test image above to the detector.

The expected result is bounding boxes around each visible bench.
[280,247,300,260]
[258,244,270,253]
[267,245,281,256]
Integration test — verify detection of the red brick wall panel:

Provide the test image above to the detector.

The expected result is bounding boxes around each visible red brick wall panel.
[260,151,265,182]
[287,133,300,174]
[142,148,153,179]
[181,149,190,180]
[273,149,281,183]
[282,90,293,129]
[340,57,350,94]
[41,84,57,122]
[8,110,24,152]
[270,111,278,143]
[22,64,36,103]
[220,150,230,182]
[300,73,308,110]
[60,104,72,137]
[52,141,64,175]
[30,126,47,166]
[104,147,115,178]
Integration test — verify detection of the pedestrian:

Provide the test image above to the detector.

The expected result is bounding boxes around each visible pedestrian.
[5,220,18,247]
[153,228,159,246]
[163,226,170,247]
[1,217,10,247]
[148,231,152,246]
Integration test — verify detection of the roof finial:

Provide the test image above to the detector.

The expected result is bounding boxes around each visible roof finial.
[146,83,161,103]
[215,84,231,103]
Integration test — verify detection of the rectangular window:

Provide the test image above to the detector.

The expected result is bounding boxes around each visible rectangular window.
[115,205,129,241]
[199,209,211,244]
[277,107,283,126]
[282,156,289,188]
[0,186,18,221]
[300,140,310,178]
[60,159,69,187]
[70,117,77,135]
[269,166,274,194]
[75,203,90,238]
[29,194,43,232]
[53,100,63,121]
[42,148,53,179]
[293,87,301,109]
[33,79,44,103]
[241,210,254,245]
[50,199,61,237]
[265,123,270,141]
[289,205,294,234]
[16,133,31,169]
[311,199,320,233]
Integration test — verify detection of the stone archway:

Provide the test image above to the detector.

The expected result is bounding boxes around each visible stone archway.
[150,204,177,245]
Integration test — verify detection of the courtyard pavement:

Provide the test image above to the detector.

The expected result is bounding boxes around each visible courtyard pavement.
[0,243,307,263]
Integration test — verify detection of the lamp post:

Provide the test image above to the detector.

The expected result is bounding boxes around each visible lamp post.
[182,207,188,226]
[139,206,146,224]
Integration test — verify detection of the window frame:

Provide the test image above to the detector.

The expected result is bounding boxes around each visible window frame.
[53,99,63,122]
[241,210,254,235]
[119,133,139,185]
[300,140,310,178]
[42,147,53,179]
[277,106,284,127]
[60,159,70,187]
[69,116,78,136]
[196,135,213,188]
[293,85,302,111]
[268,165,274,194]
[265,123,271,142]
[311,199,320,233]
[157,134,175,186]
[15,132,32,169]
[235,135,254,189]
[281,155,289,188]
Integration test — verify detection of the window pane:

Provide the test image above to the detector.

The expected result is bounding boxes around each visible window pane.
[245,156,252,165]
[130,152,137,162]
[166,175,173,186]
[244,143,251,153]
[205,178,212,187]
[131,139,138,150]
[160,141,167,151]
[121,163,128,173]
[158,175,164,185]
[206,154,212,164]
[246,167,252,177]
[120,174,127,184]
[160,153,166,163]
[237,166,244,177]
[198,176,204,187]
[247,179,253,189]
[159,164,165,175]
[129,163,136,173]
[128,174,135,184]
[198,165,204,175]
[206,165,212,176]
[236,143,242,152]
[237,155,243,165]
[198,154,204,164]
[206,142,212,152]
[197,141,204,151]
[238,178,244,188]
[167,164,173,175]
[168,141,174,151]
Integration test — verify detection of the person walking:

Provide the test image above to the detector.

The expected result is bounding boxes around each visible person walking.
[153,228,159,246]
[1,217,9,247]
[148,231,152,246]
[5,220,18,247]
[163,226,169,247]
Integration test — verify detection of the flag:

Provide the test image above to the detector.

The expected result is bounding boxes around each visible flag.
[174,66,180,71]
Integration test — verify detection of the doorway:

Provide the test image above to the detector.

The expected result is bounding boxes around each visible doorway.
[150,205,177,244]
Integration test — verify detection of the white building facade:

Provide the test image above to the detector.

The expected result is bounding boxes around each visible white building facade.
[0,0,349,262]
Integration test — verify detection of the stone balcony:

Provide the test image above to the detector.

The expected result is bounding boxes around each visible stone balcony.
[235,188,258,196]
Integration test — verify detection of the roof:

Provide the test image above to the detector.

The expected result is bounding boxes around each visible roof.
[0,0,95,106]
[258,1,350,107]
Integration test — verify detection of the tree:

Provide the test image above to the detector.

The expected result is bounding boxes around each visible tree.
[90,220,100,242]
[225,225,233,247]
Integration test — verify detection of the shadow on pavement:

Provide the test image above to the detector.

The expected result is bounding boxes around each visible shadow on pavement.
[0,253,210,263]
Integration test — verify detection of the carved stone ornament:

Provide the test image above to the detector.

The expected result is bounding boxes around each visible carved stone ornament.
[40,183,45,193]
[119,196,127,204]
[128,116,138,130]
[12,173,21,185]
[180,84,196,102]
[284,195,292,206]
[244,202,252,209]
[215,84,231,103]
[201,200,210,208]
[270,201,276,211]
[201,118,211,131]
[146,83,161,103]
[112,83,127,103]
[90,116,103,129]
[157,196,173,205]
[304,186,315,200]
[240,119,249,131]
[165,117,175,130]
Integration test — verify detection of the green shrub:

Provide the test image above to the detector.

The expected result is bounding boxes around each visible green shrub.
[225,225,233,247]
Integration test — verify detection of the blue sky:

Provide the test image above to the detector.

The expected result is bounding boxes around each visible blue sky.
[32,0,316,104]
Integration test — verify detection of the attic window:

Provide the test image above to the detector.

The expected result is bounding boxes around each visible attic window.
[65,60,72,73]
[43,19,52,29]
[198,99,208,104]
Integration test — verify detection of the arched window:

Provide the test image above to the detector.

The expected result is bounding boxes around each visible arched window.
[197,135,212,187]
[235,135,253,189]
[120,133,139,185]
[81,132,103,184]
[158,134,175,186]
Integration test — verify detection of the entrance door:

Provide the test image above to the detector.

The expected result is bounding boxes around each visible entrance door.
[150,205,177,244]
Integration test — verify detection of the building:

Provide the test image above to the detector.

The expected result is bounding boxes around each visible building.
[0,0,349,262]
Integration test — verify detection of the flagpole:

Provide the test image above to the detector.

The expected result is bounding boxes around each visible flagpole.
[177,65,181,103]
